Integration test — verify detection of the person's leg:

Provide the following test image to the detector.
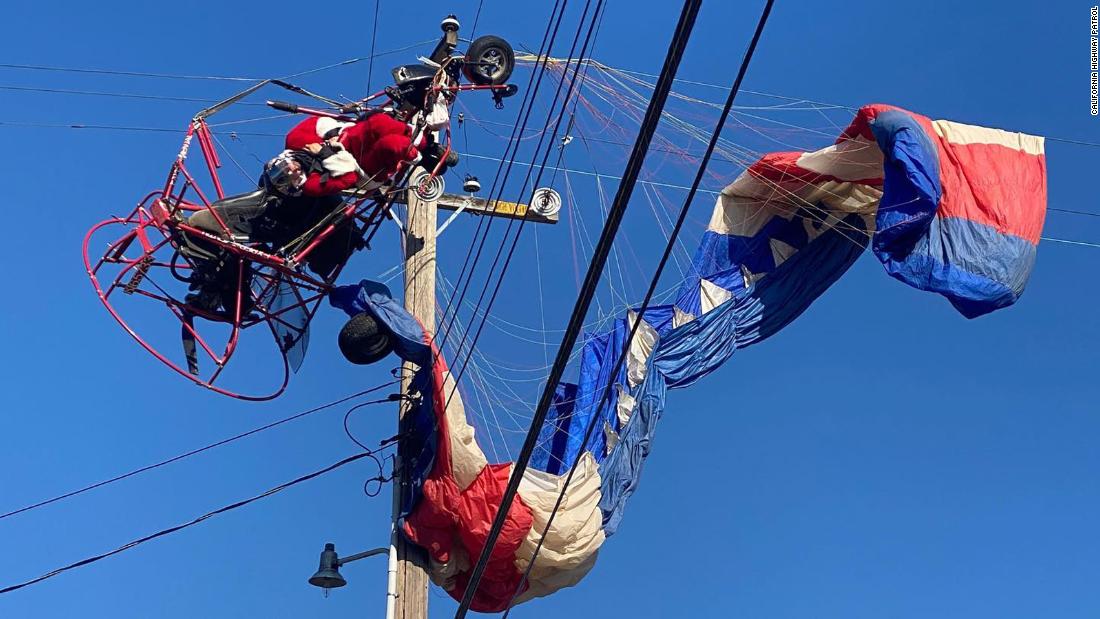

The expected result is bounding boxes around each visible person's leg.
[182,192,270,312]
[186,191,271,239]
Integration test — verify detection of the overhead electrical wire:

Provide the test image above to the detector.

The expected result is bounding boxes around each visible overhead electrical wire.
[0,381,400,522]
[0,117,1095,238]
[453,1,702,615]
[500,0,776,613]
[0,445,398,596]
[0,84,268,105]
[0,40,435,83]
[365,0,381,91]
[431,0,575,361]
[438,0,604,409]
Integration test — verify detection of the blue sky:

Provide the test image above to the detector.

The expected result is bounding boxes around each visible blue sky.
[2,1,1099,617]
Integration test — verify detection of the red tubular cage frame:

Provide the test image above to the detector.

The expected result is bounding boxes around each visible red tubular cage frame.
[83,77,515,400]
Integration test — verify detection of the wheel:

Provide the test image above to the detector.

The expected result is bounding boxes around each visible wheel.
[338,312,394,365]
[463,35,515,86]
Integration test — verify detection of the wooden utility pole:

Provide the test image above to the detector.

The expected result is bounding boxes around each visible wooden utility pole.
[392,171,559,618]
[395,170,436,619]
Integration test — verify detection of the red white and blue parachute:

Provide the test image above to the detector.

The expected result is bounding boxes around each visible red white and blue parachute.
[334,104,1047,611]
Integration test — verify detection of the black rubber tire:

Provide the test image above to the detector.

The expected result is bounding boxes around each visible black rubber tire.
[463,35,515,86]
[338,312,394,365]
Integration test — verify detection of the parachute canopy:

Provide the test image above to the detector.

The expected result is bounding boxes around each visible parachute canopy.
[334,103,1048,612]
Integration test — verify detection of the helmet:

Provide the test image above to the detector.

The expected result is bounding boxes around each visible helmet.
[261,150,308,196]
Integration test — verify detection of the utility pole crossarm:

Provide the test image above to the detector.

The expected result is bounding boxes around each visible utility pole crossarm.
[392,191,560,224]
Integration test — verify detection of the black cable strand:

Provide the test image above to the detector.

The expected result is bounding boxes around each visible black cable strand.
[343,393,408,451]
[440,0,602,421]
[500,1,777,614]
[433,0,568,335]
[364,454,396,498]
[0,41,433,83]
[453,2,702,615]
[0,63,259,81]
[0,382,399,521]
[366,0,381,92]
[432,0,570,350]
[0,446,399,596]
[0,84,267,105]
[435,0,594,364]
[546,4,605,193]
[470,0,485,38]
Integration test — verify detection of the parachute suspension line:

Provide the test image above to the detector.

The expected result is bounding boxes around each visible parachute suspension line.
[534,226,550,369]
[209,131,258,185]
[438,273,594,470]
[640,181,692,277]
[501,0,778,612]
[598,63,882,252]
[452,1,703,614]
[436,275,511,462]
[1040,236,1100,249]
[432,0,571,356]
[0,444,400,596]
[439,0,605,425]
[1046,136,1100,148]
[434,0,603,412]
[561,170,607,317]
[437,4,594,359]
[0,382,400,522]
[568,100,662,308]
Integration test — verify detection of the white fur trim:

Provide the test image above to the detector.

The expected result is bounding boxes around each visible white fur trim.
[322,149,360,176]
[315,117,353,140]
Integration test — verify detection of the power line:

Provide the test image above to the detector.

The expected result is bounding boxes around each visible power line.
[0,382,399,522]
[0,446,397,596]
[0,40,435,84]
[501,0,777,612]
[0,84,267,105]
[0,120,283,136]
[0,62,259,81]
[3,118,1095,234]
[439,0,604,415]
[432,0,574,357]
[366,0,381,91]
[279,40,436,80]
[470,0,486,37]
[453,1,702,614]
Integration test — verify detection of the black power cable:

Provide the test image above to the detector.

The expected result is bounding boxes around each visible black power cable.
[453,1,703,615]
[438,0,603,407]
[433,0,571,353]
[0,445,398,596]
[500,1,778,614]
[0,381,399,521]
[365,0,381,91]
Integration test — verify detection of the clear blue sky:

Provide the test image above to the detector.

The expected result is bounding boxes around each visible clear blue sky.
[2,1,1099,617]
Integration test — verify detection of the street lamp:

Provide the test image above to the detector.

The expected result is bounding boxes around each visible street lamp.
[308,542,388,592]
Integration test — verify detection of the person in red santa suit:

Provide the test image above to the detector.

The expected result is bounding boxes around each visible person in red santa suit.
[189,111,425,233]
[282,111,424,196]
